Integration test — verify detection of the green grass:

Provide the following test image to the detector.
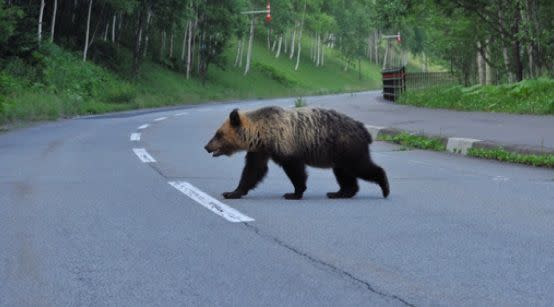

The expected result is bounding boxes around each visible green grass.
[468,147,554,168]
[0,37,383,125]
[377,132,446,151]
[398,78,554,115]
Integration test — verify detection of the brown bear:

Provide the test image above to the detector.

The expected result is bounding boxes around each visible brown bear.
[204,106,389,200]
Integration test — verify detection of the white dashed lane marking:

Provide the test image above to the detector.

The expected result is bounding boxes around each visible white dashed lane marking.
[175,112,188,116]
[138,124,149,130]
[133,148,156,163]
[154,116,168,122]
[130,133,141,141]
[169,181,254,223]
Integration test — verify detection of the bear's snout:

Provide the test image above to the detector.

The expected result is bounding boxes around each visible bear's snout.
[204,144,212,153]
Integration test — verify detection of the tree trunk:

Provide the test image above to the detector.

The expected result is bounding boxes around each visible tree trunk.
[498,8,514,83]
[477,41,486,85]
[186,20,194,79]
[234,37,242,66]
[267,28,271,50]
[160,31,166,60]
[485,39,495,84]
[512,7,524,82]
[238,37,244,67]
[181,21,189,61]
[244,17,255,75]
[275,34,282,58]
[132,5,145,76]
[289,27,296,59]
[111,15,116,42]
[143,9,152,58]
[271,40,277,52]
[50,0,58,43]
[295,0,307,71]
[38,0,45,46]
[283,31,287,53]
[316,33,321,66]
[72,0,77,24]
[321,41,325,66]
[83,0,93,61]
[169,30,174,59]
[374,31,379,65]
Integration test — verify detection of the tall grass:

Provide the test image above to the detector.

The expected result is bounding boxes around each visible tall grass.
[398,78,554,115]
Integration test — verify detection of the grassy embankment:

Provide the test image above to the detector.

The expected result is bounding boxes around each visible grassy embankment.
[0,39,382,125]
[398,79,554,115]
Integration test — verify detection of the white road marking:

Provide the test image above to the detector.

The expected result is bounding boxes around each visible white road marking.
[175,112,188,116]
[138,124,149,130]
[168,181,254,223]
[154,116,168,122]
[130,133,141,141]
[133,148,156,163]
[493,176,510,181]
[197,108,212,112]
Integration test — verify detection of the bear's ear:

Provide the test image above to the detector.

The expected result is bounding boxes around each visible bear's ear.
[229,108,241,127]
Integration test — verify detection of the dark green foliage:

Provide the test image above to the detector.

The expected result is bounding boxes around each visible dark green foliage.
[0,3,35,58]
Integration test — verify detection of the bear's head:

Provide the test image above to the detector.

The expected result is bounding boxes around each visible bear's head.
[205,109,248,157]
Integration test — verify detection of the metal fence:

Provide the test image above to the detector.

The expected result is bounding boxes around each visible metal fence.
[405,72,458,90]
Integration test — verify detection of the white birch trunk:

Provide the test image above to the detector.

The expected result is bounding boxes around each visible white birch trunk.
[161,31,166,59]
[321,42,325,66]
[295,0,307,72]
[283,31,287,53]
[50,0,58,43]
[38,0,45,46]
[316,33,321,66]
[181,22,189,61]
[186,21,193,79]
[244,17,255,75]
[103,23,109,41]
[169,31,174,59]
[111,15,116,42]
[143,10,152,58]
[238,37,244,67]
[476,41,486,85]
[289,27,296,59]
[374,31,379,65]
[275,35,283,58]
[485,40,494,84]
[83,0,93,61]
[234,37,242,66]
[271,40,277,52]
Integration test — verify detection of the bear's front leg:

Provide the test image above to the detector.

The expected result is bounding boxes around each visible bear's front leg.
[222,190,245,199]
[281,160,307,200]
[224,152,269,199]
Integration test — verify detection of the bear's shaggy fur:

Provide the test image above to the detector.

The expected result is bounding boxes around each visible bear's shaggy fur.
[204,106,389,199]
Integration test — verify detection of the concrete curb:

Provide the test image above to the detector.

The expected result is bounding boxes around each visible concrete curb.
[365,124,554,157]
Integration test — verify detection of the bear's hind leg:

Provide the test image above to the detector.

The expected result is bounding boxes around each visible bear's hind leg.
[327,167,359,199]
[355,160,390,198]
[281,160,307,200]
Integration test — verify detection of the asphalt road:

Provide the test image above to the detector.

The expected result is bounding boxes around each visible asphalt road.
[1,93,553,306]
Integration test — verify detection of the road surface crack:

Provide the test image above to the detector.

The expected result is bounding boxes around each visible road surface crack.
[243,223,415,307]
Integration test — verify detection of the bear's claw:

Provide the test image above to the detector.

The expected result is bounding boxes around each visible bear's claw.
[283,192,302,200]
[223,191,243,199]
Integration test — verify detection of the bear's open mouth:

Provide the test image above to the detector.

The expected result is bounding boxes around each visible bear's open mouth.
[212,150,223,157]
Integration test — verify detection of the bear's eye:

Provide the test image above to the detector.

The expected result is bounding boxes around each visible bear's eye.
[215,131,223,139]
